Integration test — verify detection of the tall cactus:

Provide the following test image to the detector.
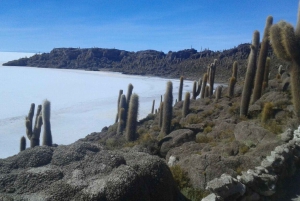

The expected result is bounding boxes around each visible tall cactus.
[200,73,208,98]
[209,60,217,96]
[126,93,139,141]
[269,3,300,121]
[115,89,123,123]
[232,61,238,80]
[158,102,164,128]
[252,16,273,104]
[20,136,26,152]
[215,85,222,102]
[178,76,184,102]
[25,103,43,147]
[240,31,260,117]
[42,99,52,146]
[151,99,155,114]
[160,81,173,137]
[182,92,190,117]
[228,77,236,98]
[117,95,127,135]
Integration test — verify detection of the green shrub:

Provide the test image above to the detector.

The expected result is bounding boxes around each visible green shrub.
[204,126,212,133]
[196,135,213,143]
[169,165,190,190]
[239,144,250,154]
[181,187,210,201]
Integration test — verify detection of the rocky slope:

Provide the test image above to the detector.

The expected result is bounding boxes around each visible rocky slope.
[2,44,288,82]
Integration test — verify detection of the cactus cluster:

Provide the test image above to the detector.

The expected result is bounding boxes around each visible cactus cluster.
[115,83,140,141]
[269,3,300,121]
[22,99,53,151]
[192,78,202,99]
[25,103,43,148]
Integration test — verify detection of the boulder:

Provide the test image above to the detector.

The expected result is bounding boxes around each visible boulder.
[159,129,195,158]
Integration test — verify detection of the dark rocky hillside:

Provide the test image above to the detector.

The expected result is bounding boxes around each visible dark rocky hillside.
[2,44,288,83]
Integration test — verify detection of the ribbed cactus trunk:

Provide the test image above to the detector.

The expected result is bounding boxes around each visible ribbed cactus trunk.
[215,86,222,102]
[252,16,273,104]
[42,99,52,146]
[228,77,236,98]
[117,95,127,133]
[240,31,260,117]
[126,93,139,141]
[269,2,300,122]
[209,60,217,96]
[182,92,190,117]
[151,100,155,114]
[159,102,163,128]
[125,83,134,123]
[115,89,123,123]
[20,136,26,152]
[160,81,173,137]
[232,61,238,80]
[200,73,208,98]
[178,76,184,102]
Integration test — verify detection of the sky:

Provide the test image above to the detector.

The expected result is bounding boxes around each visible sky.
[0,0,299,53]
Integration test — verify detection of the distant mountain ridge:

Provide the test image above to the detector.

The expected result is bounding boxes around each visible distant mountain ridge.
[3,44,281,82]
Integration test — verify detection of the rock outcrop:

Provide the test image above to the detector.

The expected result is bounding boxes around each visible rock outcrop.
[0,141,186,201]
[2,44,283,82]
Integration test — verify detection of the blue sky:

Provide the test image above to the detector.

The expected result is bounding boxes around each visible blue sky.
[0,0,298,53]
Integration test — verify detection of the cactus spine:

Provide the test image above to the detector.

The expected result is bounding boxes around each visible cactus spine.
[25,103,43,147]
[42,99,52,146]
[126,93,139,141]
[252,16,273,104]
[20,136,26,152]
[182,92,190,117]
[178,76,184,102]
[269,3,300,121]
[240,31,260,117]
[200,73,208,98]
[160,81,173,136]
